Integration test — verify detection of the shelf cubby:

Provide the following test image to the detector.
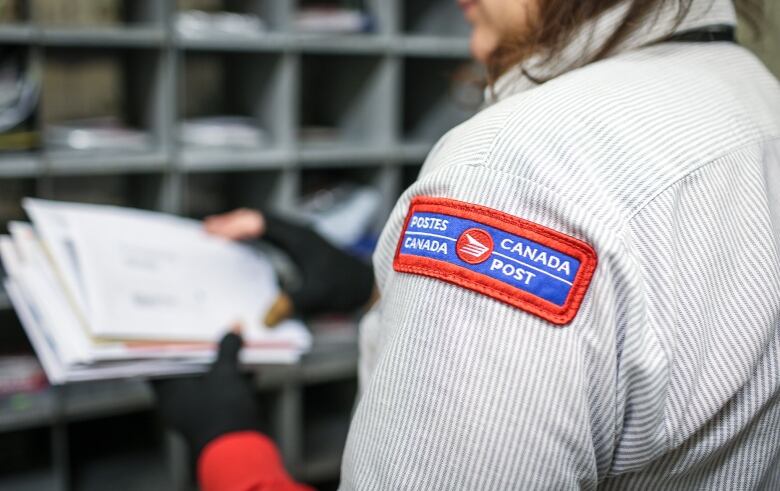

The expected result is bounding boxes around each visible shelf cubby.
[40,173,165,211]
[0,45,39,159]
[402,56,479,145]
[0,1,29,25]
[178,50,290,169]
[401,162,423,190]
[299,165,380,195]
[0,1,31,44]
[68,412,172,491]
[36,3,165,47]
[402,0,470,38]
[294,0,389,36]
[297,165,392,243]
[174,1,290,53]
[181,169,290,219]
[41,47,165,168]
[177,0,291,32]
[0,427,56,491]
[299,54,391,152]
[35,0,163,28]
[0,308,28,351]
[299,378,356,482]
[0,178,35,233]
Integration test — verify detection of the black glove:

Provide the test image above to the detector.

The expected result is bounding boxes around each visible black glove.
[260,213,375,324]
[154,333,260,458]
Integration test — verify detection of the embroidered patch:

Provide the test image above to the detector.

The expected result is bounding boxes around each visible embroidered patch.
[393,197,597,325]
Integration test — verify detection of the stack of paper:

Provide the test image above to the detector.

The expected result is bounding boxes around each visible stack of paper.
[179,116,268,149]
[0,199,311,384]
[45,117,151,152]
[294,7,372,33]
[176,10,267,38]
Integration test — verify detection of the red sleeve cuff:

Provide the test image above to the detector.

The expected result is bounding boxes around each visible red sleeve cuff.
[198,431,313,491]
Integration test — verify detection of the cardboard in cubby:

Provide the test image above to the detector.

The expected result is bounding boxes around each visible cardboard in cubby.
[34,0,161,27]
[0,0,28,24]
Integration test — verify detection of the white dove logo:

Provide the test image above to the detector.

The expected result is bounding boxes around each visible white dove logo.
[456,228,494,264]
[461,233,489,257]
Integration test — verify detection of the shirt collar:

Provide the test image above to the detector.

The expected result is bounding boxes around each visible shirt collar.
[486,0,737,104]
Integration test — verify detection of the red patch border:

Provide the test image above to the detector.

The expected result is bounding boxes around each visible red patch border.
[393,197,598,326]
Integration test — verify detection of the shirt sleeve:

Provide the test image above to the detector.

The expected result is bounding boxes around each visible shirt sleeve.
[341,162,635,489]
[198,431,313,491]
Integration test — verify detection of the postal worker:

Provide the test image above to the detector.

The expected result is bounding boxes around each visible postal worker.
[157,0,780,488]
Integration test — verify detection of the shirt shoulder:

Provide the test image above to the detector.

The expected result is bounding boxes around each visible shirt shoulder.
[423,42,780,230]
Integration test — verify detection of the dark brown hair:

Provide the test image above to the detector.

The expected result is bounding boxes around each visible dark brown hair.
[487,0,762,84]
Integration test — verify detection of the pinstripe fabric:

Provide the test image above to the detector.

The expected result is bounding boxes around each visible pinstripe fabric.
[340,1,780,488]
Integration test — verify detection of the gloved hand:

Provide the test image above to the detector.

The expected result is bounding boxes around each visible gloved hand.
[155,333,260,458]
[205,209,376,326]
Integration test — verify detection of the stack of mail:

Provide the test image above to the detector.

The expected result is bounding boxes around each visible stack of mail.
[0,199,311,384]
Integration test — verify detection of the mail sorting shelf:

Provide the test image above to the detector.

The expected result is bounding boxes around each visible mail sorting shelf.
[0,0,474,489]
[40,46,167,170]
[0,333,360,490]
[177,50,292,171]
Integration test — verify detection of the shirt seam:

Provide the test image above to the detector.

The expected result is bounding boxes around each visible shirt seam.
[621,134,779,229]
[612,133,780,470]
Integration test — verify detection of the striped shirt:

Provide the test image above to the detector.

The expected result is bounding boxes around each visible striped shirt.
[341,0,780,489]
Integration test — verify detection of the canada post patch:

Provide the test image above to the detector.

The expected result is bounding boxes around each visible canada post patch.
[393,197,597,325]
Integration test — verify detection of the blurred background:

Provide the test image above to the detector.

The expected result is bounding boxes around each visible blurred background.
[0,1,775,490]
